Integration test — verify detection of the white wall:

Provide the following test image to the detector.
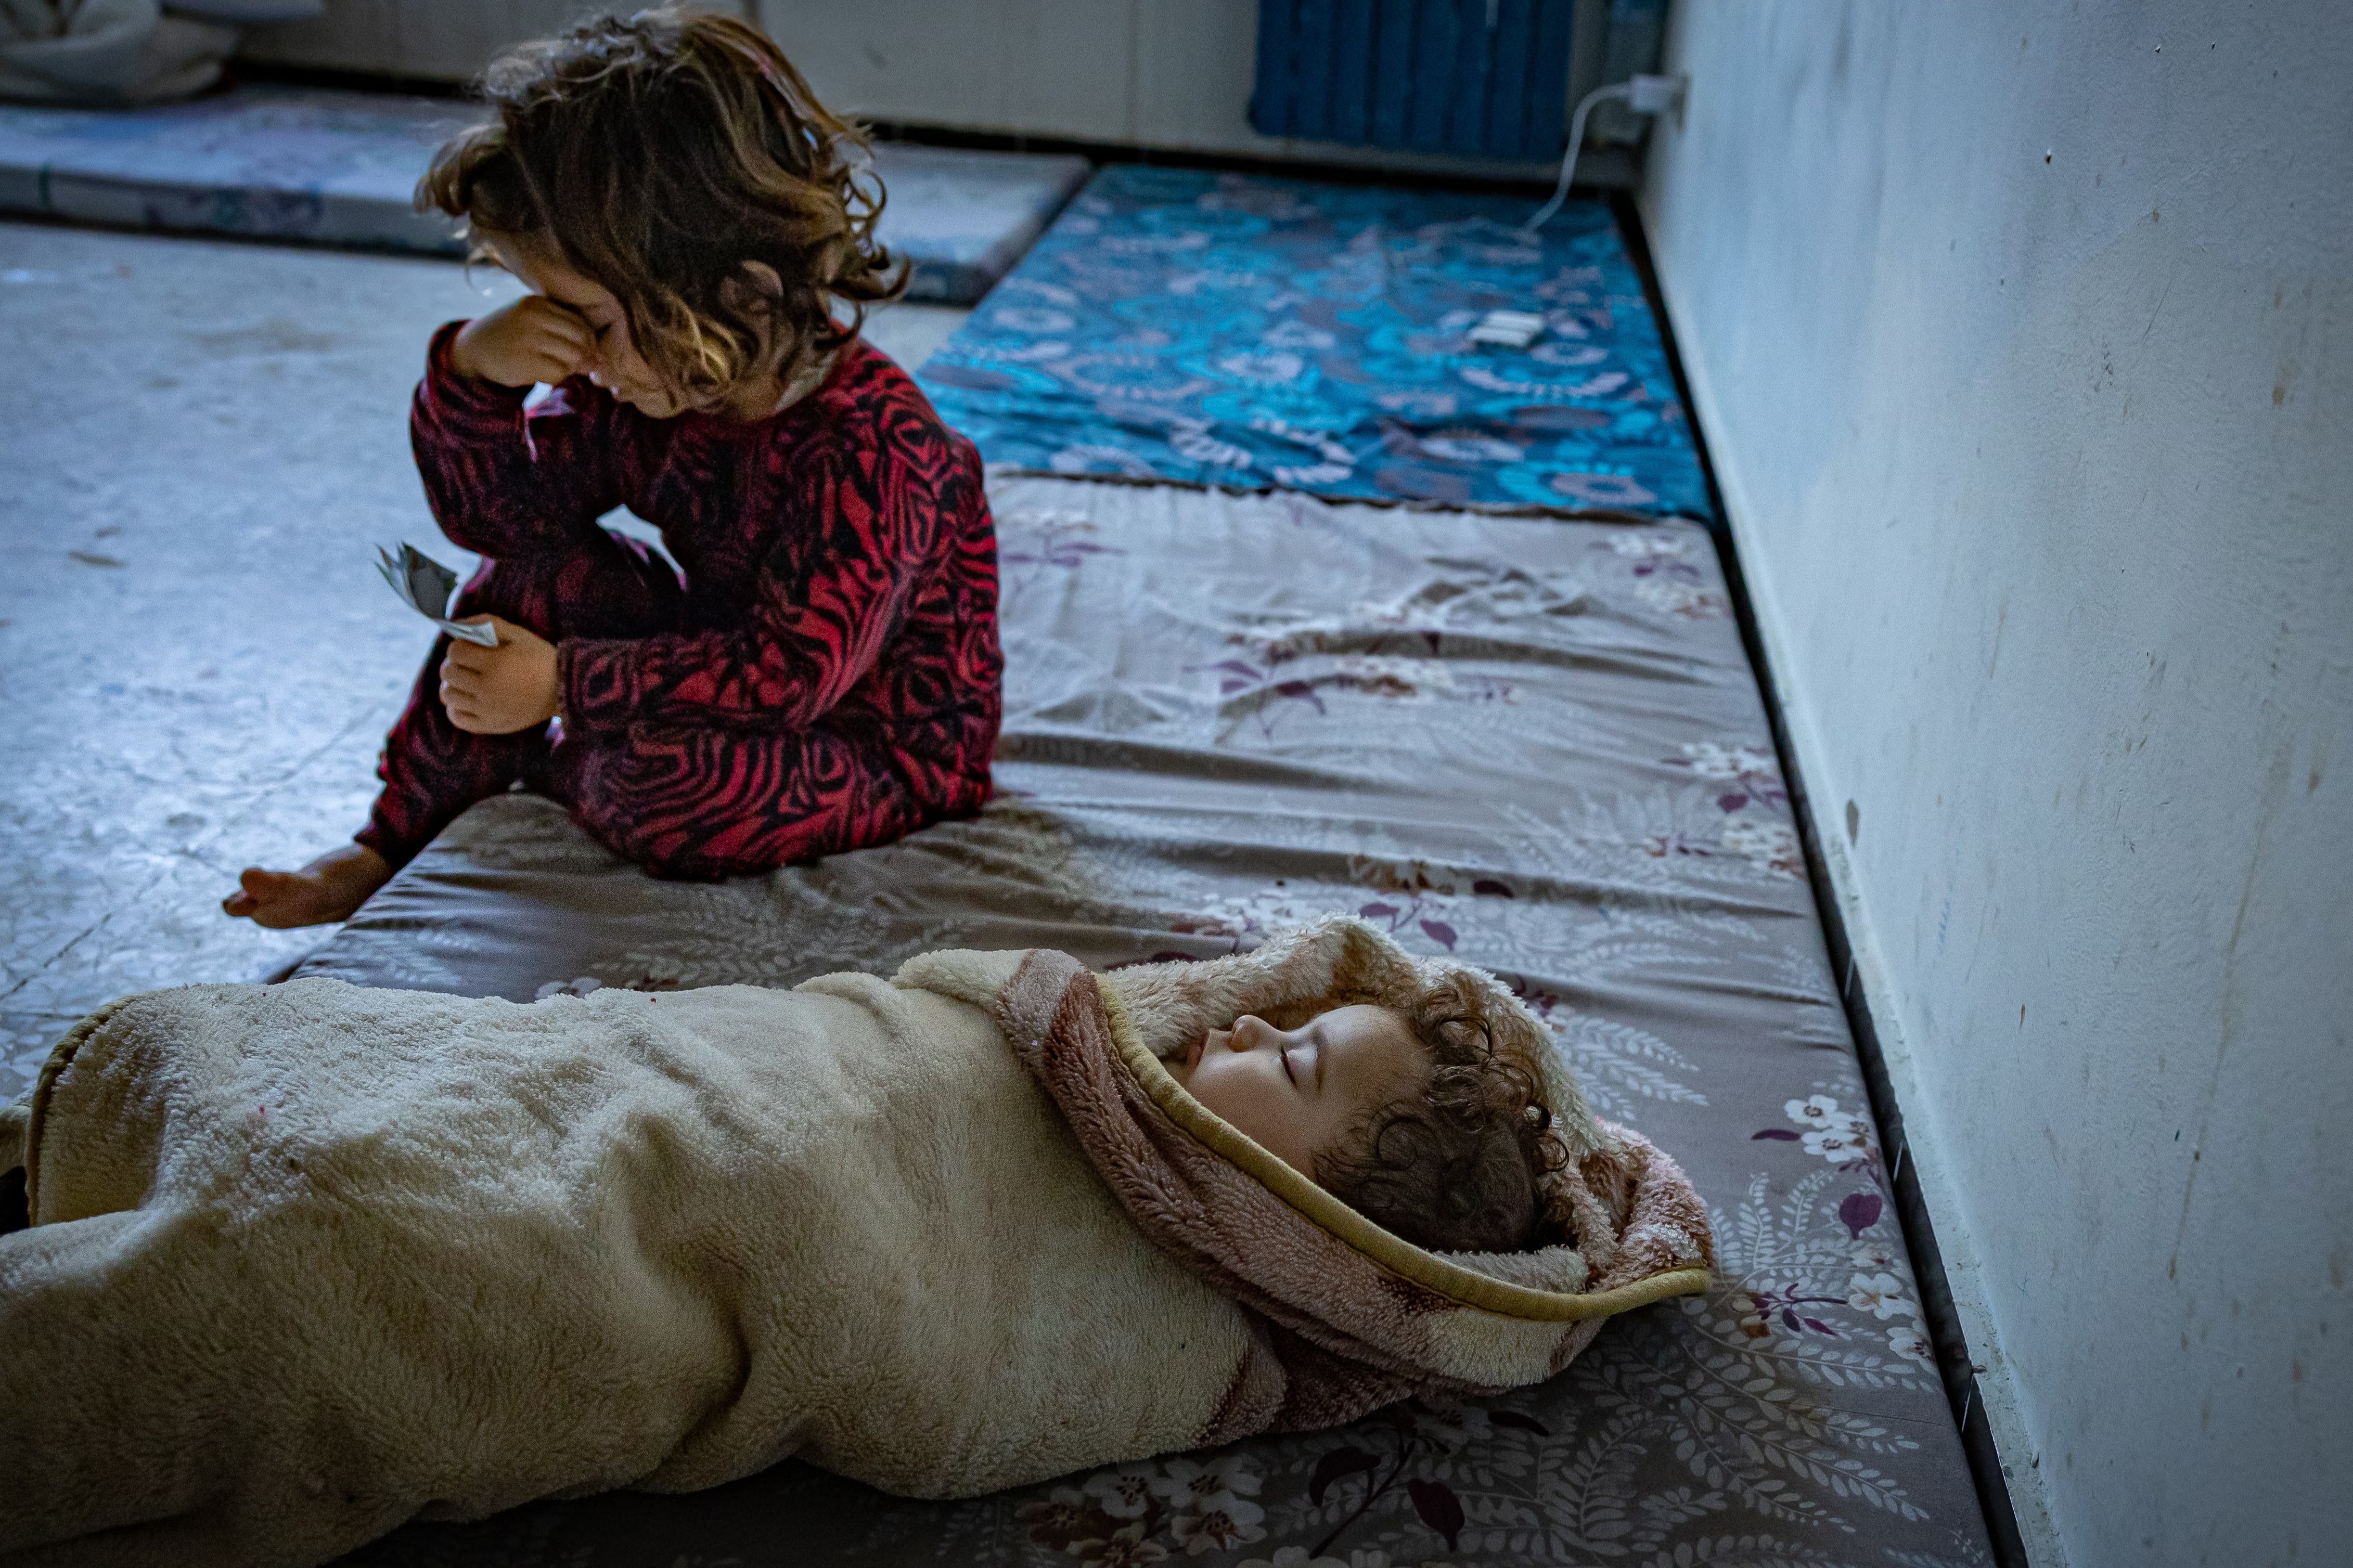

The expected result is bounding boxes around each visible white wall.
[1640,4,2351,1565]
[244,0,1636,185]
[756,0,1603,181]
[238,0,699,80]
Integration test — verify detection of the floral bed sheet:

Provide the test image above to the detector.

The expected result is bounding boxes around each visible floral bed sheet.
[302,476,1986,1568]
[916,166,1712,519]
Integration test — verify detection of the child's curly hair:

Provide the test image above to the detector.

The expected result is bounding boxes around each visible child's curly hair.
[417,7,904,409]
[1316,974,1570,1255]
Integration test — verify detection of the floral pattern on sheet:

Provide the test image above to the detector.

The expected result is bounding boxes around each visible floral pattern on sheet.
[918,165,1713,518]
[311,481,1988,1567]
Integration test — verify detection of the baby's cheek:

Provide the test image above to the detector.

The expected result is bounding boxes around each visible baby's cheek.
[1237,1102,1318,1175]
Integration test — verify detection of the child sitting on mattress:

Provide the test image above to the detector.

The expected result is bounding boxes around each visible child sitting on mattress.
[223,7,1001,927]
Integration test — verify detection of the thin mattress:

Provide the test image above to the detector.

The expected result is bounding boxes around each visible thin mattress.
[0,87,1087,305]
[916,165,1713,517]
[300,476,1991,1567]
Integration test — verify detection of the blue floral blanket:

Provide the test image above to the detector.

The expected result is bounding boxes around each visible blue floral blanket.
[918,165,1712,518]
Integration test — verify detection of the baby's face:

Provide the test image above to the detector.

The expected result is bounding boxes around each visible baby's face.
[1169,1005,1426,1180]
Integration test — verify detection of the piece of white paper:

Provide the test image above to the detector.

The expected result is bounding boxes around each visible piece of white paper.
[377,543,498,647]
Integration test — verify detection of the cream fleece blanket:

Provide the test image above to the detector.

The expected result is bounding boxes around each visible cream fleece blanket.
[0,919,1709,1567]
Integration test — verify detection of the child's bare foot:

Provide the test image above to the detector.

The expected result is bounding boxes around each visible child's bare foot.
[222,844,393,928]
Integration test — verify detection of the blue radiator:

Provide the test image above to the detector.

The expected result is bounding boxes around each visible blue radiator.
[1250,0,1579,161]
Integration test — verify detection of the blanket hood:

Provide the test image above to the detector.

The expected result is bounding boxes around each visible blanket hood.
[896,918,1712,1423]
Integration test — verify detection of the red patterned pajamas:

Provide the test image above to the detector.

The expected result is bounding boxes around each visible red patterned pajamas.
[358,325,1002,881]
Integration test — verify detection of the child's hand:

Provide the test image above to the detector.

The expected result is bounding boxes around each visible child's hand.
[448,296,595,387]
[439,617,561,734]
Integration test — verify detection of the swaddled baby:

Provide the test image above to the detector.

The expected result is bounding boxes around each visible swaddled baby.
[0,993,1553,1258]
[0,919,1710,1568]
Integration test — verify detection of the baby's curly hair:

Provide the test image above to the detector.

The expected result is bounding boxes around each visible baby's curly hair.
[1316,974,1570,1255]
[417,7,904,409]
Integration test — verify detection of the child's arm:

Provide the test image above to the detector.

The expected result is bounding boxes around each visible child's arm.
[558,418,978,735]
[409,300,623,558]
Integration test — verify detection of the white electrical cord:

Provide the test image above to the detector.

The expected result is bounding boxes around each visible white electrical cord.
[1523,72,1687,234]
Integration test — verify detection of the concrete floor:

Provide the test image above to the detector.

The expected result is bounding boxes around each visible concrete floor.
[0,220,968,1100]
